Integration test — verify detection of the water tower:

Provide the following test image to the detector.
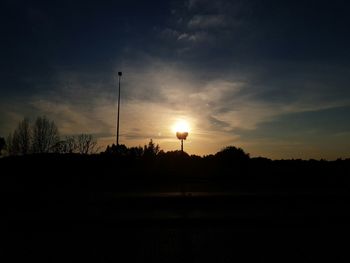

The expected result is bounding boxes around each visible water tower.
[176,131,188,152]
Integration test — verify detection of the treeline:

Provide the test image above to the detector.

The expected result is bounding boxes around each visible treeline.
[1,117,252,161]
[0,117,98,156]
[1,119,349,188]
[1,117,349,167]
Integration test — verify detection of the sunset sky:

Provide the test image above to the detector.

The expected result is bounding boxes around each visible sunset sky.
[1,0,350,159]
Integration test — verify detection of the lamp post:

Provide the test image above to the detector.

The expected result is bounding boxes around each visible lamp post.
[176,131,188,152]
[116,71,122,146]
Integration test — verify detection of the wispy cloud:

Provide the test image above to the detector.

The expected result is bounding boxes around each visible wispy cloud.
[1,52,350,158]
[187,15,228,29]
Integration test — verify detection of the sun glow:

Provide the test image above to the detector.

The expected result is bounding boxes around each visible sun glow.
[172,120,190,133]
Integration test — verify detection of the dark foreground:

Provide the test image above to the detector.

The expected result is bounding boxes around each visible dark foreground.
[1,155,350,262]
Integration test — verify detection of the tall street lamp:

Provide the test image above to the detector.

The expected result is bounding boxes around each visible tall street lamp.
[116,71,122,146]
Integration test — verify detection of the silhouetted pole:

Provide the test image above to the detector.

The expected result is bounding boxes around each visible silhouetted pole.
[181,139,184,152]
[116,71,122,146]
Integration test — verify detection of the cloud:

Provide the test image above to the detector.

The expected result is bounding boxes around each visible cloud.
[176,31,211,43]
[2,53,350,157]
[160,28,181,39]
[187,14,228,29]
[156,0,249,58]
[1,0,350,159]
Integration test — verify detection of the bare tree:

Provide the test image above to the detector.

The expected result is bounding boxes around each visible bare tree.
[63,136,77,153]
[15,118,31,155]
[76,134,98,154]
[32,116,60,153]
[5,119,31,155]
[56,136,77,154]
[0,137,5,156]
[5,133,15,155]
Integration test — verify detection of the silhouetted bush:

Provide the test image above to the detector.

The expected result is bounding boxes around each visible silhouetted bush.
[215,146,250,162]
[104,144,128,156]
[128,146,144,158]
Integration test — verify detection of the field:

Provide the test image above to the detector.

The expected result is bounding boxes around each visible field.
[1,155,350,262]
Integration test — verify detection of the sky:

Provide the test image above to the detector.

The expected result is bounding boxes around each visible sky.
[1,0,350,159]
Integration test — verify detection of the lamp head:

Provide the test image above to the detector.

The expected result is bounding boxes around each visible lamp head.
[118,71,122,76]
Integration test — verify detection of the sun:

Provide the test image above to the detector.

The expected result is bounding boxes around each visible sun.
[172,120,190,133]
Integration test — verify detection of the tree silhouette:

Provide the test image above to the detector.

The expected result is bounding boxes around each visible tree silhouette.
[15,118,31,155]
[5,118,31,155]
[61,136,77,154]
[76,134,98,154]
[0,137,5,156]
[143,139,160,158]
[32,116,60,153]
[5,133,14,155]
[128,146,144,158]
[104,144,128,155]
